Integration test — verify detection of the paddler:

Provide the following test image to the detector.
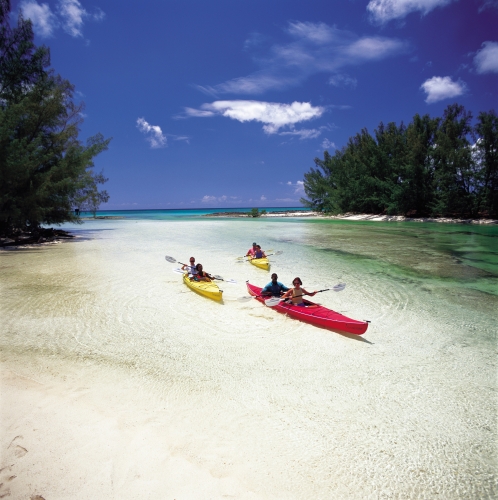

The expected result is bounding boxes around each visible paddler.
[261,273,289,297]
[254,245,266,259]
[246,242,258,257]
[181,257,196,276]
[281,277,318,307]
[192,263,215,282]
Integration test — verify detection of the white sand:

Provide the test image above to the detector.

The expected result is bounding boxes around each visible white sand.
[1,219,496,499]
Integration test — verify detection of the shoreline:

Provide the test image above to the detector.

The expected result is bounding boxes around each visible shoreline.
[204,210,498,224]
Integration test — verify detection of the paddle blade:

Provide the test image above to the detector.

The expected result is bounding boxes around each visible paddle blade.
[264,297,282,307]
[333,283,346,292]
[172,268,185,274]
[274,250,283,255]
[165,255,176,263]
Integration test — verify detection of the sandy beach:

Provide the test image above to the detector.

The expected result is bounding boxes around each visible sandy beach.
[205,210,498,224]
[1,217,496,499]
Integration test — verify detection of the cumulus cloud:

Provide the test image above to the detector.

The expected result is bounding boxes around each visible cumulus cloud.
[20,1,58,37]
[136,118,167,148]
[197,21,408,95]
[184,100,324,134]
[474,41,498,74]
[367,0,454,24]
[420,76,467,103]
[329,74,357,88]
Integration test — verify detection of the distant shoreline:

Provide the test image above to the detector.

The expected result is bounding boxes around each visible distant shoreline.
[204,210,498,224]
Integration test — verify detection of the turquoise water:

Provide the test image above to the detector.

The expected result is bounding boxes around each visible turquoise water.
[80,207,310,219]
[1,215,496,498]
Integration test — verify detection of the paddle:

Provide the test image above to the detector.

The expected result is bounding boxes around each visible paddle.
[172,268,237,284]
[264,283,346,307]
[236,250,283,261]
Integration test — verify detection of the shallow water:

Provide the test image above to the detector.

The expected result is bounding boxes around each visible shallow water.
[1,217,497,498]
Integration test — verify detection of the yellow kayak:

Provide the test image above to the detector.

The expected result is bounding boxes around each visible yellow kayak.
[183,273,223,301]
[249,257,270,270]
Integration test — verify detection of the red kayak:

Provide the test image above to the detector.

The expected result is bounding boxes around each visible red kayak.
[246,282,369,335]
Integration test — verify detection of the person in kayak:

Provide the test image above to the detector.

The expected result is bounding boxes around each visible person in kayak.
[261,273,289,297]
[246,242,258,257]
[281,277,318,307]
[181,257,196,275]
[192,263,215,282]
[253,245,266,259]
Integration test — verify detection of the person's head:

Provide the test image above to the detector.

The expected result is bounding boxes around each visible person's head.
[189,257,195,264]
[196,263,203,272]
[256,245,261,250]
[252,242,257,248]
[271,273,278,282]
[292,277,302,287]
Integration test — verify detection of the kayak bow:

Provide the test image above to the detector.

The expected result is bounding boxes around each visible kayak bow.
[183,273,223,301]
[249,257,270,270]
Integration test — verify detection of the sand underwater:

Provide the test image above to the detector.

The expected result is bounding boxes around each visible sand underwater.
[1,216,497,499]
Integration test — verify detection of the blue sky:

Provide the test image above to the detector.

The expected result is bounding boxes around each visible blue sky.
[12,0,498,209]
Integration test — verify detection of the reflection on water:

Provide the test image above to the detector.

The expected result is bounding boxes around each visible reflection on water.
[1,218,496,498]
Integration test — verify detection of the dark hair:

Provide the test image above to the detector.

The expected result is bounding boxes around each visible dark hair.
[292,277,302,285]
[256,245,261,249]
[196,263,203,271]
[271,273,278,279]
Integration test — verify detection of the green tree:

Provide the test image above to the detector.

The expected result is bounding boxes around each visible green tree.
[0,0,111,234]
[431,104,473,216]
[473,110,498,216]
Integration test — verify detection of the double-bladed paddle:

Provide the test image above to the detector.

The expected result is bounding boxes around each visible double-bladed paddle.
[236,250,283,262]
[264,284,346,307]
[166,255,237,285]
[235,283,346,305]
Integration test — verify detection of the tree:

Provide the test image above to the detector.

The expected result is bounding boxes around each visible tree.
[302,104,496,218]
[0,0,111,234]
[473,110,498,216]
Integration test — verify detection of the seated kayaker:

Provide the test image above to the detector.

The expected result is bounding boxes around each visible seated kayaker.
[181,257,196,276]
[192,263,214,282]
[246,242,258,257]
[281,277,317,307]
[261,273,289,297]
[253,245,266,259]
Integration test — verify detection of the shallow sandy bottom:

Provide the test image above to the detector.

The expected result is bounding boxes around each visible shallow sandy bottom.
[1,218,496,499]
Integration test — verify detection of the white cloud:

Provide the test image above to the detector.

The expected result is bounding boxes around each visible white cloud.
[474,41,498,74]
[184,100,324,134]
[278,128,322,139]
[286,181,305,195]
[420,76,467,103]
[136,118,167,148]
[321,138,336,150]
[197,21,407,95]
[20,0,105,38]
[20,1,58,37]
[260,195,267,201]
[329,74,357,88]
[58,0,87,37]
[367,0,454,24]
[201,195,231,203]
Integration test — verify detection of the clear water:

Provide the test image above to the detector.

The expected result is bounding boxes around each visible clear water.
[1,215,496,498]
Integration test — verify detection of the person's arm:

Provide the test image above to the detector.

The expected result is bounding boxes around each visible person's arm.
[281,289,292,299]
[181,264,187,270]
[301,288,317,297]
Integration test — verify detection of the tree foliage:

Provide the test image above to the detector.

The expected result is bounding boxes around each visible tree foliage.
[0,0,111,233]
[302,104,498,218]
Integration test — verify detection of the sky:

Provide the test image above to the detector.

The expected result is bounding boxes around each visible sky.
[11,0,498,209]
